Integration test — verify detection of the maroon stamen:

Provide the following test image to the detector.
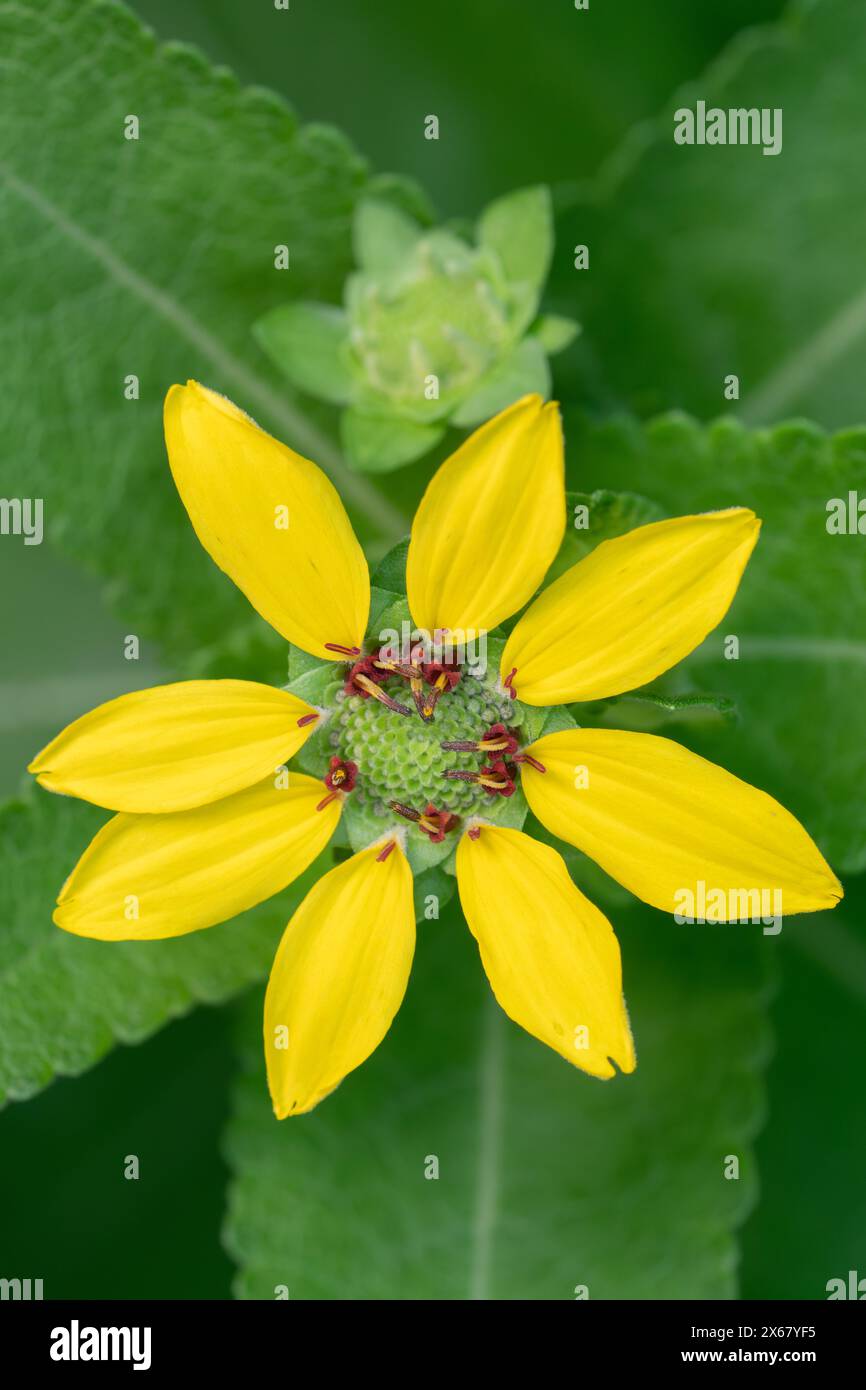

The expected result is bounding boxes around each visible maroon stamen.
[441,723,518,755]
[468,826,481,841]
[370,655,433,722]
[358,676,412,716]
[345,655,386,692]
[316,757,358,812]
[479,722,519,754]
[325,756,358,794]
[423,658,461,692]
[373,655,422,681]
[376,840,397,862]
[389,799,459,843]
[416,656,462,720]
[479,759,516,797]
[502,667,518,700]
[418,803,460,843]
[296,712,318,728]
[410,675,430,722]
[325,642,362,657]
[443,759,516,798]
[513,753,546,774]
[345,657,412,716]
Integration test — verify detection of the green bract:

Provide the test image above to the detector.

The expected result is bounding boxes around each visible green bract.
[254,186,579,473]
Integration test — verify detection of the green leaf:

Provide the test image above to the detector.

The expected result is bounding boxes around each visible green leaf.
[252,303,354,406]
[412,865,456,923]
[478,185,553,299]
[223,894,772,1298]
[568,410,866,872]
[0,786,332,1106]
[370,539,410,595]
[547,488,665,586]
[451,338,551,428]
[366,583,405,639]
[352,198,422,273]
[341,407,445,473]
[551,0,866,427]
[0,0,403,671]
[286,642,327,683]
[742,875,866,1296]
[531,313,580,355]
[587,689,737,733]
[362,173,436,228]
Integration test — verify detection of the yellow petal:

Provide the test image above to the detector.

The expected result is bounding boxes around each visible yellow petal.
[524,729,843,917]
[164,381,369,658]
[456,826,635,1078]
[406,395,564,637]
[54,772,340,940]
[29,680,320,813]
[265,840,415,1117]
[502,509,760,704]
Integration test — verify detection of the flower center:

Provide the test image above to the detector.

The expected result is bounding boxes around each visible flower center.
[331,666,516,818]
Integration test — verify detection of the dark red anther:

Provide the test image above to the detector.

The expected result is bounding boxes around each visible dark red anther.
[479,759,516,797]
[376,839,397,863]
[345,654,386,693]
[419,803,460,843]
[296,712,319,728]
[316,756,358,811]
[502,667,517,700]
[345,656,412,716]
[325,756,358,793]
[467,826,481,841]
[372,651,422,681]
[388,799,459,843]
[423,657,461,691]
[441,722,519,756]
[368,647,432,721]
[513,753,546,774]
[481,723,519,754]
[415,654,462,721]
[443,759,515,798]
[325,643,362,657]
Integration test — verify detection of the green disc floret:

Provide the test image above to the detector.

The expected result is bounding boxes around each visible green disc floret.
[333,668,517,817]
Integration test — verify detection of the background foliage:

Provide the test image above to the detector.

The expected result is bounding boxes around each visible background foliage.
[1,0,864,1300]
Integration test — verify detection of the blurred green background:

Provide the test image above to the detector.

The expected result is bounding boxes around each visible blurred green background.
[2,0,864,1300]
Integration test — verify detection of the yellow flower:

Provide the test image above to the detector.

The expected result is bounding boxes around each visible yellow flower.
[29,382,842,1118]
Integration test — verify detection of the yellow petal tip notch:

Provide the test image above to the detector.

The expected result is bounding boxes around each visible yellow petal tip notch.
[524,728,845,920]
